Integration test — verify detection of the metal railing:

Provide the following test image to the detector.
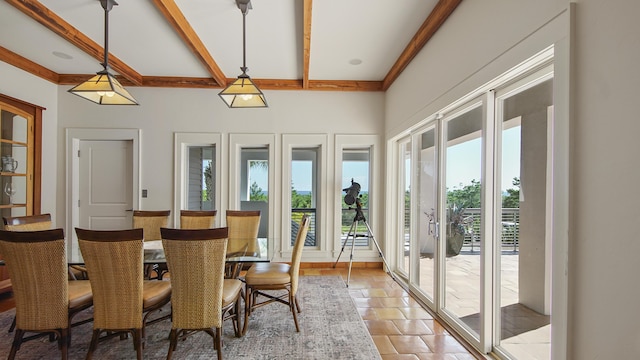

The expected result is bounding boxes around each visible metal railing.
[403,207,521,253]
[291,208,317,246]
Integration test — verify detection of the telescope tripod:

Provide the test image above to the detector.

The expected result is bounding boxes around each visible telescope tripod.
[333,202,396,287]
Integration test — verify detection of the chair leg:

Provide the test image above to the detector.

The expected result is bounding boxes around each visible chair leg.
[166,328,178,360]
[233,295,242,337]
[133,329,143,360]
[8,328,25,360]
[295,294,302,313]
[86,329,101,360]
[215,327,223,360]
[290,292,300,332]
[242,286,252,336]
[8,315,15,333]
[58,328,69,360]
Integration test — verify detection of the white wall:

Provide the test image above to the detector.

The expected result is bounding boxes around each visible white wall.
[570,0,640,358]
[55,86,384,256]
[385,0,640,358]
[0,62,59,222]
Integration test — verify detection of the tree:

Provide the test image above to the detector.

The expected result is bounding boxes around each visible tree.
[203,160,213,201]
[249,181,267,201]
[291,182,311,208]
[447,179,481,208]
[502,177,520,208]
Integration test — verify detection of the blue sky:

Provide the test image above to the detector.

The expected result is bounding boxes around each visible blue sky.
[249,127,520,193]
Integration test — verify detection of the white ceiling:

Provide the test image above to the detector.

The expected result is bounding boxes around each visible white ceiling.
[0,0,457,89]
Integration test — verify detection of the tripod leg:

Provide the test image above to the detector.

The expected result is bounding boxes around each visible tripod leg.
[363,220,397,283]
[334,220,357,268]
[346,220,358,287]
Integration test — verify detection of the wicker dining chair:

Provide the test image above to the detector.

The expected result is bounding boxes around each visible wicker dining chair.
[225,210,261,278]
[180,210,217,229]
[2,213,88,334]
[0,228,93,360]
[3,213,88,281]
[75,228,172,360]
[243,215,310,335]
[3,213,52,231]
[161,227,243,360]
[133,210,170,279]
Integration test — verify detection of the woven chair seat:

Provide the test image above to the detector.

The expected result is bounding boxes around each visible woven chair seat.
[245,263,292,285]
[68,280,93,309]
[222,279,243,307]
[142,280,172,308]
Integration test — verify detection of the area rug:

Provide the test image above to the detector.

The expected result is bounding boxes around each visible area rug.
[0,275,381,359]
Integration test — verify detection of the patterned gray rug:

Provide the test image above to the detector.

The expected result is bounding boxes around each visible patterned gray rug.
[0,275,381,359]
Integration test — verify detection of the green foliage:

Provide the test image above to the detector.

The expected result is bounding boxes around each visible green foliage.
[502,177,520,208]
[291,182,311,208]
[203,161,213,201]
[249,181,268,201]
[447,179,481,209]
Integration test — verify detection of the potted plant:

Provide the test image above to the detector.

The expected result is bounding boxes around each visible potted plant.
[446,204,468,257]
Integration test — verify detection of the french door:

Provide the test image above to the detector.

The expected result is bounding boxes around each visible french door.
[395,58,555,359]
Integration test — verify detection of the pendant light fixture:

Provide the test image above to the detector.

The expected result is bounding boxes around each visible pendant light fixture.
[218,0,268,108]
[68,0,138,105]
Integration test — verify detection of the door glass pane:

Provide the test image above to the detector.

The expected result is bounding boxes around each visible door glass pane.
[497,79,553,359]
[399,141,411,274]
[341,149,370,247]
[416,127,437,301]
[292,148,317,246]
[444,105,483,339]
[187,146,215,211]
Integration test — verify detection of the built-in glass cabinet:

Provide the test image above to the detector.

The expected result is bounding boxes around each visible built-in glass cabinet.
[0,94,43,215]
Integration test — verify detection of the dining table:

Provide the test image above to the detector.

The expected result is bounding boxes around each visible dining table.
[66,238,271,279]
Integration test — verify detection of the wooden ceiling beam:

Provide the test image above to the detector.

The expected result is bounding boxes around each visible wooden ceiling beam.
[303,0,313,90]
[382,0,463,90]
[59,74,383,92]
[0,46,59,83]
[151,0,227,87]
[5,0,143,85]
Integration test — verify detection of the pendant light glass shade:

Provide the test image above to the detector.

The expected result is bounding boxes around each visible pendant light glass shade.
[219,73,267,108]
[68,69,138,105]
[68,0,138,105]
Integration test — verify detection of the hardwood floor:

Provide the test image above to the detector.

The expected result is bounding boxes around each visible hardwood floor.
[0,267,481,359]
[300,266,482,359]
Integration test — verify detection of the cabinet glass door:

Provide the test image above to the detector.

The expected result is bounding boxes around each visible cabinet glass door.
[0,105,32,218]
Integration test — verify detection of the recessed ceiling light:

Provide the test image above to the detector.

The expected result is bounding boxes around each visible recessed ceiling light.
[52,51,73,60]
[349,59,362,65]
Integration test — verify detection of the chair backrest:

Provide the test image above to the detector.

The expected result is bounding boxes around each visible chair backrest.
[76,228,144,329]
[132,210,170,241]
[290,215,310,296]
[225,210,261,257]
[161,227,228,329]
[3,213,52,231]
[0,228,68,330]
[180,210,217,229]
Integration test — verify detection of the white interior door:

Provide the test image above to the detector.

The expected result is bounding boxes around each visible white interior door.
[78,140,133,230]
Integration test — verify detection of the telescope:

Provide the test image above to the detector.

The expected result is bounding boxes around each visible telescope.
[343,179,361,206]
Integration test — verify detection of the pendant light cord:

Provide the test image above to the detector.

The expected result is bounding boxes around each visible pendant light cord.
[100,0,115,70]
[241,8,247,73]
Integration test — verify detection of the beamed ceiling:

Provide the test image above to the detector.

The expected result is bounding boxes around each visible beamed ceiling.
[0,0,462,92]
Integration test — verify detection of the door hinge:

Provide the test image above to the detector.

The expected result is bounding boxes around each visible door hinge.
[78,199,80,207]
[77,150,80,157]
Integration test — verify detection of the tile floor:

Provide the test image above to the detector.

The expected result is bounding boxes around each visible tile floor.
[300,266,481,360]
[0,267,481,359]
